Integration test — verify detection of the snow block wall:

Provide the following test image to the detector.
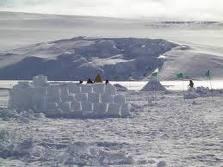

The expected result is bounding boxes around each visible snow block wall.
[8,75,131,118]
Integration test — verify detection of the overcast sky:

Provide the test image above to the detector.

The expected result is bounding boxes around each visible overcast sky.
[0,0,223,21]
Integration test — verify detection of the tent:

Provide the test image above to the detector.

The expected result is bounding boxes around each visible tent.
[94,74,103,83]
[141,78,166,91]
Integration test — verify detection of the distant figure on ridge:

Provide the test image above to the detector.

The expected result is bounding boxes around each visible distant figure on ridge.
[105,80,109,85]
[79,80,83,84]
[87,78,93,84]
[94,74,103,83]
[189,80,194,88]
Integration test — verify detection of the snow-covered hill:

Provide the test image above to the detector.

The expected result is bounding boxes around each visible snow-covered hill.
[0,37,177,81]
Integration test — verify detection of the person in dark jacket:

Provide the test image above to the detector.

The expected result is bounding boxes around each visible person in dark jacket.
[87,78,93,84]
[189,80,194,88]
[105,80,109,85]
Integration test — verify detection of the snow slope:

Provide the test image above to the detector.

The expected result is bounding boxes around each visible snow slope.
[159,46,223,80]
[1,12,223,80]
[0,37,177,81]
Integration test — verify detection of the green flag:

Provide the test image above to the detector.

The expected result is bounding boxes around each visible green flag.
[205,70,210,79]
[176,73,184,79]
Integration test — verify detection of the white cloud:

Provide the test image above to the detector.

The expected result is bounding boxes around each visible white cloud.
[0,0,223,21]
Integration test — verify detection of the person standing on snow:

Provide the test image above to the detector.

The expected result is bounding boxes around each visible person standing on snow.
[189,80,194,88]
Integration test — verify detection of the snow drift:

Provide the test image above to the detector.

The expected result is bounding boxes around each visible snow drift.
[8,75,131,118]
[184,86,216,99]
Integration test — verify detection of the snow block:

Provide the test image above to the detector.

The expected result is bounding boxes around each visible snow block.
[107,103,121,117]
[82,110,94,117]
[66,94,76,102]
[88,93,100,103]
[14,81,32,89]
[114,95,126,104]
[61,101,72,113]
[46,93,62,104]
[93,103,108,116]
[31,87,47,111]
[92,84,105,94]
[82,102,93,112]
[68,83,81,93]
[32,75,48,87]
[101,94,114,103]
[9,87,32,111]
[47,102,59,111]
[105,84,116,95]
[60,86,70,101]
[120,104,131,117]
[80,85,93,93]
[47,85,61,99]
[75,93,88,102]
[71,101,82,111]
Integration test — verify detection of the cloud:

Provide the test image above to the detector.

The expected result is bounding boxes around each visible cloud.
[0,0,222,21]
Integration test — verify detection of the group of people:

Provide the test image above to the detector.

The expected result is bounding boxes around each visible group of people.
[79,74,195,89]
[79,74,109,85]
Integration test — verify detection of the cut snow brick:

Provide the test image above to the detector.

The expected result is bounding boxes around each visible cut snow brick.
[32,75,48,87]
[114,95,126,104]
[82,102,93,112]
[92,84,105,94]
[101,94,114,103]
[31,87,47,111]
[47,85,61,98]
[120,104,131,117]
[47,102,59,111]
[71,101,82,111]
[9,86,32,111]
[68,83,81,93]
[80,85,93,93]
[75,93,88,102]
[61,101,72,113]
[107,103,121,117]
[93,103,108,116]
[88,93,100,103]
[105,84,116,95]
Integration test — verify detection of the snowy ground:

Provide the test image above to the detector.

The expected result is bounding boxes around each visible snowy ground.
[0,86,222,166]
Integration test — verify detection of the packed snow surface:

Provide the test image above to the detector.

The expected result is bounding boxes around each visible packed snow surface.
[0,87,222,166]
